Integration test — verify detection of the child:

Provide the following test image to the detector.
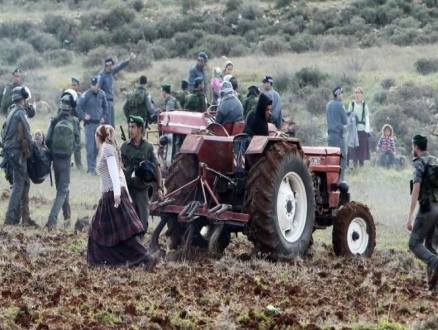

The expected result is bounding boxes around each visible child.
[376,124,396,167]
[211,67,222,106]
[33,129,46,148]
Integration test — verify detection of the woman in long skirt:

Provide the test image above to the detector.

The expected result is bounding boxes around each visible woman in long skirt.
[86,124,157,270]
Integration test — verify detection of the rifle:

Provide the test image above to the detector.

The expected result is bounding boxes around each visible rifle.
[120,125,126,142]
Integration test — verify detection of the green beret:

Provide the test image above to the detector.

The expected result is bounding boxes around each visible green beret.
[129,115,144,127]
[194,77,204,84]
[71,76,80,84]
[413,134,427,144]
[181,79,189,84]
[161,83,171,89]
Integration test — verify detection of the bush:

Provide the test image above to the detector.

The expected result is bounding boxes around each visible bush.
[305,89,329,115]
[225,0,239,12]
[0,38,35,65]
[238,1,262,20]
[318,35,343,53]
[414,57,438,75]
[181,0,200,13]
[293,67,327,89]
[200,35,247,58]
[125,53,153,72]
[45,49,74,67]
[101,5,136,29]
[43,14,76,41]
[380,77,396,90]
[17,54,44,70]
[290,34,314,53]
[373,91,388,105]
[258,36,289,56]
[272,71,294,94]
[75,30,110,53]
[150,45,168,60]
[0,21,36,40]
[82,46,110,68]
[130,0,144,12]
[28,32,59,53]
[229,44,249,57]
[276,0,291,8]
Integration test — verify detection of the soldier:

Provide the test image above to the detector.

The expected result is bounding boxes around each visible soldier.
[261,75,282,129]
[45,95,80,230]
[185,77,207,112]
[98,53,136,127]
[188,52,208,94]
[0,68,22,115]
[2,86,37,227]
[121,115,163,232]
[174,79,190,109]
[407,135,438,290]
[76,77,108,175]
[161,83,179,111]
[242,85,261,118]
[123,75,155,126]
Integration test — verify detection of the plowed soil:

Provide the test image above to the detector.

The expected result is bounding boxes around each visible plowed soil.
[1,226,437,329]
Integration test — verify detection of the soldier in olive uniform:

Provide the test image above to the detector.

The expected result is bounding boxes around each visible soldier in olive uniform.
[242,85,261,118]
[3,86,37,227]
[185,77,207,112]
[121,115,163,232]
[161,83,179,111]
[407,135,438,290]
[174,80,190,109]
[0,68,22,115]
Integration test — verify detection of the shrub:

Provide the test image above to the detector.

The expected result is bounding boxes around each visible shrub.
[380,78,396,90]
[200,35,247,58]
[181,0,200,13]
[101,5,136,29]
[28,32,59,53]
[171,32,200,57]
[75,30,110,53]
[318,35,343,53]
[82,46,110,68]
[272,71,294,94]
[0,21,36,40]
[130,0,144,12]
[0,38,35,65]
[290,34,314,53]
[229,44,249,57]
[391,82,423,102]
[150,45,168,61]
[225,0,239,12]
[414,57,438,75]
[335,72,357,89]
[258,36,289,56]
[305,89,329,115]
[238,1,262,20]
[45,49,74,67]
[373,91,388,105]
[43,14,76,41]
[293,67,327,89]
[17,54,44,70]
[389,28,418,46]
[125,53,153,72]
[276,0,291,8]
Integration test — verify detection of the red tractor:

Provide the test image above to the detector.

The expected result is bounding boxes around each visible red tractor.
[149,111,376,258]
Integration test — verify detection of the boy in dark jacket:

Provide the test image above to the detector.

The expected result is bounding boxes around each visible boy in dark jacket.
[243,93,272,136]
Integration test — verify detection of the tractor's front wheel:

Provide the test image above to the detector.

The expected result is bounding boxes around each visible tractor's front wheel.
[332,201,376,257]
[245,143,315,257]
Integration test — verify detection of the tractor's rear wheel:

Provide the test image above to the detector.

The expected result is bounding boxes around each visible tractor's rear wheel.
[245,143,315,257]
[164,153,230,253]
[164,153,198,248]
[332,202,376,257]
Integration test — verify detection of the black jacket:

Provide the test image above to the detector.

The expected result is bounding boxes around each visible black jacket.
[243,93,272,136]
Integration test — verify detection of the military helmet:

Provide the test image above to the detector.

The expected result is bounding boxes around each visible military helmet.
[61,89,78,108]
[60,94,72,111]
[11,86,31,102]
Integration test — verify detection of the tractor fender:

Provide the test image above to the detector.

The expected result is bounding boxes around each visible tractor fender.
[245,136,302,155]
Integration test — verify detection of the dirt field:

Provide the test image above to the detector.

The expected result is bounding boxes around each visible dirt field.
[1,165,438,329]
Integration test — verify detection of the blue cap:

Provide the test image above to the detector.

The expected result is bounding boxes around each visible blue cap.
[197,52,208,62]
[105,57,114,65]
[90,77,98,85]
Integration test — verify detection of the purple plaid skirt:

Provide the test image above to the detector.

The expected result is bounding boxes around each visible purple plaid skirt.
[87,187,149,266]
[88,187,145,247]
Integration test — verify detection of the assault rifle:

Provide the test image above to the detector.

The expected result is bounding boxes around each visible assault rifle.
[120,125,126,142]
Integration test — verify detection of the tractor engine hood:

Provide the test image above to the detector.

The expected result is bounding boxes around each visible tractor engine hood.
[158,110,215,135]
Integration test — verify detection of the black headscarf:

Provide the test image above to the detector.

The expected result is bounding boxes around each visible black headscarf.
[243,93,272,136]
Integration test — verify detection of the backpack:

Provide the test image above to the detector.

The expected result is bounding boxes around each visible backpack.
[51,118,75,158]
[125,88,146,115]
[28,142,51,184]
[351,101,366,126]
[421,156,438,188]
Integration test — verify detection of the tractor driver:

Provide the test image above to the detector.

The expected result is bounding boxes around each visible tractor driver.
[243,93,272,137]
